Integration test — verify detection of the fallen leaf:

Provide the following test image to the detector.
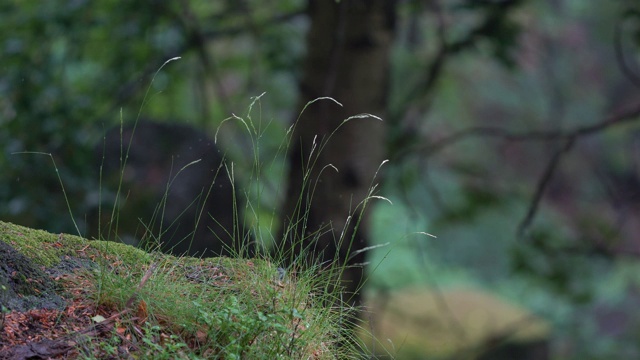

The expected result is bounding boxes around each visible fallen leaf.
[91,315,106,323]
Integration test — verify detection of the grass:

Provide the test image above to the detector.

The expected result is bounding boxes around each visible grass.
[1,59,392,358]
[88,101,365,357]
[89,249,348,358]
[0,221,356,358]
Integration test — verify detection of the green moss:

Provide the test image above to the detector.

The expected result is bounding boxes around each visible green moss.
[0,220,351,358]
[0,237,66,311]
[0,221,153,267]
[359,287,550,359]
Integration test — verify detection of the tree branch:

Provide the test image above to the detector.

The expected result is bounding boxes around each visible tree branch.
[98,7,305,125]
[517,137,575,238]
[420,101,640,157]
[614,10,640,89]
[200,9,305,39]
[399,102,640,242]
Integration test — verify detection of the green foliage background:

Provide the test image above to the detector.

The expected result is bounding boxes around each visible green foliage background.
[3,1,640,358]
[0,1,303,233]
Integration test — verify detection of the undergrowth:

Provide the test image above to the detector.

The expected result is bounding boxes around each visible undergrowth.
[14,58,389,358]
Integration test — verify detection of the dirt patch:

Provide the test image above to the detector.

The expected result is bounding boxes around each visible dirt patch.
[0,221,336,359]
[0,238,104,359]
[0,237,126,359]
[0,269,109,359]
[0,240,66,313]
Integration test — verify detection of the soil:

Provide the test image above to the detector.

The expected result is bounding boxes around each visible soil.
[0,240,67,313]
[0,223,148,359]
[0,221,242,360]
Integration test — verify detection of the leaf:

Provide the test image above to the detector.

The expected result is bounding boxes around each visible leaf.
[91,314,106,323]
[291,308,302,319]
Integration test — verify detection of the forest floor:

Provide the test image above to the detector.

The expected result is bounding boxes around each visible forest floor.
[0,221,342,359]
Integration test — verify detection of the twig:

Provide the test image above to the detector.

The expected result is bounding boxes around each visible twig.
[517,137,576,238]
[392,0,448,122]
[125,262,158,308]
[614,11,640,89]
[418,101,640,158]
[0,262,160,359]
[97,8,304,125]
[200,10,305,39]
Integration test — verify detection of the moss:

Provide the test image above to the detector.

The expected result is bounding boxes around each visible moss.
[1,221,84,267]
[0,220,349,358]
[359,287,550,359]
[0,221,153,268]
[0,240,66,312]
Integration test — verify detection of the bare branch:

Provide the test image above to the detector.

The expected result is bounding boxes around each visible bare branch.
[394,0,448,118]
[419,101,640,157]
[398,101,640,242]
[614,11,640,89]
[200,10,305,39]
[98,7,304,124]
[517,137,575,238]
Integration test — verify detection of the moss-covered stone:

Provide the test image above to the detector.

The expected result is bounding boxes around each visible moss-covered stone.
[359,287,550,359]
[0,220,154,313]
[0,240,65,312]
[0,220,349,358]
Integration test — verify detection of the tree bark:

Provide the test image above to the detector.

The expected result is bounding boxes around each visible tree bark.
[281,0,395,308]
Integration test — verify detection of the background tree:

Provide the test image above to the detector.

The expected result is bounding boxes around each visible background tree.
[279,0,395,308]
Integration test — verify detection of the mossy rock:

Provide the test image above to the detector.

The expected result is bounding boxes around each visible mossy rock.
[0,220,352,359]
[0,239,66,312]
[359,287,550,359]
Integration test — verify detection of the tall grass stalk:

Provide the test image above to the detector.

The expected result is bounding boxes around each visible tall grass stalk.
[17,57,392,356]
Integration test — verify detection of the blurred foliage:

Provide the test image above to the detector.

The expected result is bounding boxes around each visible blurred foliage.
[0,0,304,234]
[1,0,177,232]
[3,0,640,358]
[373,0,640,358]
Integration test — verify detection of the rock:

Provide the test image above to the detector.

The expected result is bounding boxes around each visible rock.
[93,120,248,257]
[359,287,550,360]
[0,240,66,312]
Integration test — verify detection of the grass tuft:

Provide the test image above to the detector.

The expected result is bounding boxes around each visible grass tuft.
[4,60,386,357]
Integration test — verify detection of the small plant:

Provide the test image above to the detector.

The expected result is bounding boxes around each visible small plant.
[139,325,190,359]
[95,332,121,358]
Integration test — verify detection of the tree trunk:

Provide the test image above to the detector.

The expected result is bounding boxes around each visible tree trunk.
[281,0,395,308]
